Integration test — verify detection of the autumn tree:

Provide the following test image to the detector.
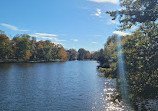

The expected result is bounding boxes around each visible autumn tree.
[0,34,11,60]
[85,50,91,59]
[58,47,67,60]
[0,31,70,62]
[67,49,77,60]
[37,41,45,60]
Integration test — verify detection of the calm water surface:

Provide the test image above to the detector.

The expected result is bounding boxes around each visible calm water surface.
[0,61,125,111]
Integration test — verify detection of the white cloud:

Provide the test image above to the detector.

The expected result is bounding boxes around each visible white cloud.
[113,31,130,36]
[41,37,53,39]
[89,0,118,4]
[54,38,66,42]
[71,39,78,42]
[29,33,65,42]
[0,23,29,31]
[94,9,102,17]
[92,42,98,44]
[35,33,57,37]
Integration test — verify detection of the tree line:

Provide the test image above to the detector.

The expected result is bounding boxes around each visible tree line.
[0,32,98,62]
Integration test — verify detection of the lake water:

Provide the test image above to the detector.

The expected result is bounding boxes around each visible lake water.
[0,61,126,111]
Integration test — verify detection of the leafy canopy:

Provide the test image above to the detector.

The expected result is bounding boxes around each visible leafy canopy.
[107,0,158,30]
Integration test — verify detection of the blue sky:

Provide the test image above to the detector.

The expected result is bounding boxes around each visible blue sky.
[0,0,129,51]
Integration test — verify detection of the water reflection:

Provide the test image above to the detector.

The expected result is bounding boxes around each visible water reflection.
[0,63,13,71]
[15,63,34,68]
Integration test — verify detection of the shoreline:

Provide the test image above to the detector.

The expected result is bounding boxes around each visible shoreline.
[0,59,96,63]
[0,60,66,63]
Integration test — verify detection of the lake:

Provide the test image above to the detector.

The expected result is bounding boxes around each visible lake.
[0,61,126,111]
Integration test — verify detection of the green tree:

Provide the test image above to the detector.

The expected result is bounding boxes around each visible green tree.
[78,48,86,60]
[43,40,52,61]
[13,34,31,60]
[91,51,99,60]
[51,43,59,60]
[123,23,158,98]
[106,0,158,103]
[30,37,37,60]
[107,0,158,30]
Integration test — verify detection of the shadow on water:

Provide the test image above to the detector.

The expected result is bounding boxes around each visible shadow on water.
[0,63,34,71]
[0,63,13,71]
[15,63,34,68]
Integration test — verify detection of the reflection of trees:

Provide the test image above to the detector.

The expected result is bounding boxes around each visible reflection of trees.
[0,63,13,71]
[15,63,34,69]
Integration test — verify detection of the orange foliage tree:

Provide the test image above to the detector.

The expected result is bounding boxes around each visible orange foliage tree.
[58,48,67,60]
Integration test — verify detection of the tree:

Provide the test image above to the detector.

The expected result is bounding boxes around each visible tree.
[51,43,59,60]
[67,49,77,60]
[30,37,37,60]
[107,0,158,30]
[122,23,158,98]
[25,50,32,60]
[58,47,67,60]
[97,49,108,67]
[0,34,11,59]
[13,34,31,60]
[91,51,99,60]
[78,48,87,60]
[43,40,52,61]
[37,42,45,60]
[85,50,91,59]
[0,31,69,62]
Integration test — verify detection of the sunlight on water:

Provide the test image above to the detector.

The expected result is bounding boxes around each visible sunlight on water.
[92,78,133,111]
[103,79,125,111]
[92,79,126,111]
